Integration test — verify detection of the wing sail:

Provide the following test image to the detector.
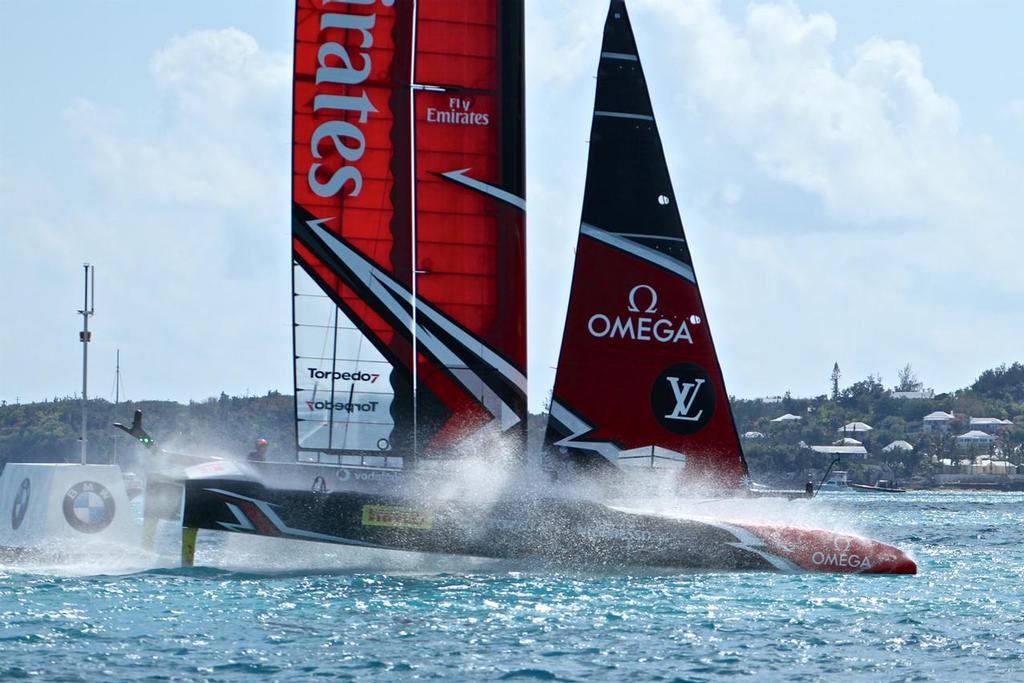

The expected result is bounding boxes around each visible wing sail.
[290,0,526,466]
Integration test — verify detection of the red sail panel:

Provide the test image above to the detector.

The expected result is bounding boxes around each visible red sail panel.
[294,2,410,271]
[414,92,499,333]
[291,0,416,458]
[414,2,497,90]
[410,1,527,452]
[549,239,746,487]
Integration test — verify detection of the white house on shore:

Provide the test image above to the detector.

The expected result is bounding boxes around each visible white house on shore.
[922,411,956,434]
[838,422,873,438]
[771,413,802,423]
[969,417,1014,434]
[934,456,1019,476]
[970,459,1017,475]
[892,389,935,400]
[883,440,914,453]
[811,445,868,458]
[955,430,997,451]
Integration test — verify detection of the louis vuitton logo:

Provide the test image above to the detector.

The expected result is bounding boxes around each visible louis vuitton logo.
[663,377,705,421]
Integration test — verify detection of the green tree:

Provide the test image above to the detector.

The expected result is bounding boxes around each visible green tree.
[896,363,922,392]
[972,362,1024,402]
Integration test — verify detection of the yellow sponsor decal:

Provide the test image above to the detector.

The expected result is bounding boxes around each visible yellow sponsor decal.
[361,505,433,530]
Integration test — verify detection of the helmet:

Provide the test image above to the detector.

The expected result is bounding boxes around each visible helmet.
[255,438,268,447]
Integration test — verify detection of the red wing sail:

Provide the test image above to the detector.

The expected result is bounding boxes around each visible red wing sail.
[291,0,526,465]
[411,1,527,454]
[292,0,415,465]
[544,1,748,489]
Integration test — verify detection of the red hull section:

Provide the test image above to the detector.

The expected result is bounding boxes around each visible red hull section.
[723,521,917,574]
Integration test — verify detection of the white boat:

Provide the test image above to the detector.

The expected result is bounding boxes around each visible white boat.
[817,471,850,492]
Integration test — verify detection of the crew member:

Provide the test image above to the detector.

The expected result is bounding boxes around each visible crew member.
[248,438,269,462]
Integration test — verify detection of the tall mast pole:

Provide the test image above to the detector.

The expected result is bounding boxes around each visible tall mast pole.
[112,348,120,465]
[409,0,420,468]
[79,264,95,465]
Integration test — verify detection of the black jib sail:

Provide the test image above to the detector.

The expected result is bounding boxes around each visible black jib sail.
[544,0,749,489]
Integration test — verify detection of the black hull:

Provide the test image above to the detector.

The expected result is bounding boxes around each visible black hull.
[181,475,917,574]
[185,478,773,570]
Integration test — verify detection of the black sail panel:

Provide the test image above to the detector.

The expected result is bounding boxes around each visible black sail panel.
[584,2,691,263]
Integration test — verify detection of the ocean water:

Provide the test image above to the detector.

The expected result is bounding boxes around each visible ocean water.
[2,491,1023,682]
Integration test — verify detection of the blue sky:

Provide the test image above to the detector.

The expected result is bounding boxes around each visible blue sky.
[2,0,1023,411]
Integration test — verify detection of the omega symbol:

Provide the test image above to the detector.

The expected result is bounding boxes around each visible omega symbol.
[627,284,658,313]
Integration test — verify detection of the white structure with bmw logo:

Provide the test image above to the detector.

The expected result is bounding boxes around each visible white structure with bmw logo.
[0,464,136,560]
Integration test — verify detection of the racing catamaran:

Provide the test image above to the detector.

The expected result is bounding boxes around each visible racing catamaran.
[171,0,916,574]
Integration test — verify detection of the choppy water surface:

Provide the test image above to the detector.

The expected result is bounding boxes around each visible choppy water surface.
[2,491,1023,681]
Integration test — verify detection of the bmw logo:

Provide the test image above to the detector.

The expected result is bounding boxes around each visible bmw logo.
[62,481,116,534]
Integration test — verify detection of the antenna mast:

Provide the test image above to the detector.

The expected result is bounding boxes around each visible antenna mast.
[112,348,120,465]
[79,264,95,465]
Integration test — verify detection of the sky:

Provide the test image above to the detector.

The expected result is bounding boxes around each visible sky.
[2,0,1023,412]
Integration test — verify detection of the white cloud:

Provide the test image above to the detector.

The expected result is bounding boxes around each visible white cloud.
[721,182,743,205]
[641,0,978,225]
[523,0,1024,403]
[70,29,291,218]
[6,5,1020,412]
[2,29,294,405]
[1005,97,1024,126]
[527,0,606,89]
[630,0,1024,397]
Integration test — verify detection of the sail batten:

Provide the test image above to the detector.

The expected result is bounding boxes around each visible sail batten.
[580,223,696,283]
[545,0,748,489]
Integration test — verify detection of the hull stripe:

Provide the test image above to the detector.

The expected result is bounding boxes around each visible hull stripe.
[207,488,381,547]
[702,520,804,573]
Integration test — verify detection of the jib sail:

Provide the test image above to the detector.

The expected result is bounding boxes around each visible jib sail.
[291,0,526,467]
[544,1,748,488]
